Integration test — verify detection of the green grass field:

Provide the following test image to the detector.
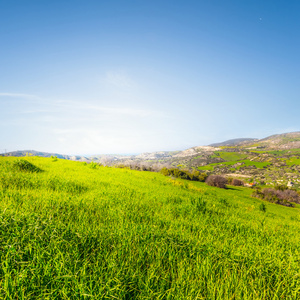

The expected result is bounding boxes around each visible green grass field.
[285,157,300,166]
[250,148,300,156]
[212,152,248,161]
[0,157,300,299]
[198,159,270,171]
[234,159,271,169]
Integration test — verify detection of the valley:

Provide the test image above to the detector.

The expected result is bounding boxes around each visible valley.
[3,132,300,188]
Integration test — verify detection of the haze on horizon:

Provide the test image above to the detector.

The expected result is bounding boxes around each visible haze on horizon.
[1,0,299,155]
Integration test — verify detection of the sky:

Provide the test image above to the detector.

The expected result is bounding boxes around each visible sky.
[1,0,299,155]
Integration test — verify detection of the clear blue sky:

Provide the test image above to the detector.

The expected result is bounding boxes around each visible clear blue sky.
[1,0,299,155]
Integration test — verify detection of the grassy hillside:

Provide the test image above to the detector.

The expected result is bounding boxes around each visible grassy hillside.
[0,157,300,299]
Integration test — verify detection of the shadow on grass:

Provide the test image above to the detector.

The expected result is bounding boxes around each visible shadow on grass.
[226,186,243,192]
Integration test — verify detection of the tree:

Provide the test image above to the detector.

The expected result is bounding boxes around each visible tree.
[205,175,227,189]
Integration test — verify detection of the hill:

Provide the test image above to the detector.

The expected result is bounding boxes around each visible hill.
[246,131,300,150]
[0,150,90,162]
[209,138,257,147]
[2,132,300,187]
[101,132,300,187]
[0,156,300,298]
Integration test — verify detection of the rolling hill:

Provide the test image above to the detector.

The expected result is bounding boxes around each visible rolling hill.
[209,138,257,147]
[2,132,300,187]
[0,156,300,298]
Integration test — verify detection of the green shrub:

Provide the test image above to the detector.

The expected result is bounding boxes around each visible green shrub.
[275,184,287,191]
[227,177,234,184]
[115,164,130,169]
[51,155,58,162]
[160,167,207,182]
[89,161,100,169]
[12,159,42,173]
[259,203,267,212]
[160,167,170,176]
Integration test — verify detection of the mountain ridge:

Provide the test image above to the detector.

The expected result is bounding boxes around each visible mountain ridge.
[209,138,258,147]
[2,131,300,162]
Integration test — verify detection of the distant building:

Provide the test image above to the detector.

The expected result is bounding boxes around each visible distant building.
[245,182,256,188]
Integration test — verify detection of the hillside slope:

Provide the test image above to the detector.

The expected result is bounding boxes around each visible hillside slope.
[0,157,300,299]
[0,150,90,162]
[2,132,300,187]
[248,131,300,149]
[209,138,257,147]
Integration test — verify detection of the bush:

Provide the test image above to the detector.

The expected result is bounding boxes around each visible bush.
[51,155,58,162]
[160,168,207,182]
[232,179,244,186]
[115,164,129,169]
[205,175,227,189]
[160,167,170,176]
[227,177,234,185]
[275,184,287,191]
[89,162,101,169]
[13,159,42,173]
[252,187,300,207]
[198,172,208,182]
[259,203,267,212]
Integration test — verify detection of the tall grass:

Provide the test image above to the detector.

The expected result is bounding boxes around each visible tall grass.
[0,157,300,299]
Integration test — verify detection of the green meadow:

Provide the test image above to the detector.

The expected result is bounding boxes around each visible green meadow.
[198,159,270,172]
[212,151,248,162]
[285,157,300,166]
[249,148,300,156]
[1,157,300,299]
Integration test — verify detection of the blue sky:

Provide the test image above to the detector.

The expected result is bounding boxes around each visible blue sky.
[1,0,299,155]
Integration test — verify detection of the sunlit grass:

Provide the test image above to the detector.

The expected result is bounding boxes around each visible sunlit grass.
[198,159,270,171]
[212,151,248,161]
[285,157,300,166]
[0,156,300,299]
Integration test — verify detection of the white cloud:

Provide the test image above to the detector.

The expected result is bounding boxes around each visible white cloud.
[0,92,165,119]
[0,93,41,100]
[0,91,171,154]
[44,99,166,118]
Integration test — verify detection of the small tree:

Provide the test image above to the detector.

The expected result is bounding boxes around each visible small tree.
[205,175,227,189]
[232,179,244,186]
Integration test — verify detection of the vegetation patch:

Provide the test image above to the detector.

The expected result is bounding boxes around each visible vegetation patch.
[212,151,248,161]
[198,159,271,172]
[231,178,244,186]
[234,160,271,169]
[205,175,227,188]
[46,177,88,195]
[0,156,300,299]
[12,159,43,173]
[197,164,214,171]
[285,157,300,166]
[161,167,207,182]
[252,187,300,207]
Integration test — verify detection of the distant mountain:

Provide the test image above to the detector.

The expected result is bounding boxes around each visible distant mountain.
[246,132,300,150]
[209,138,257,147]
[0,150,90,162]
[2,131,300,187]
[208,132,300,150]
[2,131,300,166]
[173,146,217,158]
